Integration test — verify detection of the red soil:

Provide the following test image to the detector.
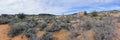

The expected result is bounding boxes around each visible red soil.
[0,24,28,40]
[52,29,70,40]
[0,23,119,40]
[0,24,10,40]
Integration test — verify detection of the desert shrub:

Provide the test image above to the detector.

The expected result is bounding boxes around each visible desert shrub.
[38,22,47,30]
[91,11,98,17]
[24,28,36,38]
[16,13,26,19]
[0,15,12,24]
[45,23,61,32]
[60,23,74,31]
[26,20,37,28]
[1,14,9,17]
[0,18,9,24]
[65,17,71,23]
[45,19,51,23]
[1,14,14,19]
[44,18,53,23]
[76,18,117,40]
[29,36,40,40]
[23,28,40,40]
[68,32,79,40]
[44,16,57,23]
[8,21,27,37]
[103,16,117,20]
[8,19,37,37]
[91,20,117,40]
[8,19,24,26]
[117,18,120,23]
[84,11,88,15]
[60,15,71,23]
[40,32,53,40]
[29,35,40,40]
[82,20,95,30]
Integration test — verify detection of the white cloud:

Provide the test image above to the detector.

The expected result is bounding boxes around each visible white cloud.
[0,0,119,15]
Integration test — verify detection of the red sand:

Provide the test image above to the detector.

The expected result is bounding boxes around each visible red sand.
[0,24,28,40]
[0,23,119,40]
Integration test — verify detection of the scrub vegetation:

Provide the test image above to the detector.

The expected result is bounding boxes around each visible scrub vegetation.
[0,10,120,40]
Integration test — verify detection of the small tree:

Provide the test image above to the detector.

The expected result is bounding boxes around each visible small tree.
[84,11,88,15]
[91,11,98,17]
[16,13,26,19]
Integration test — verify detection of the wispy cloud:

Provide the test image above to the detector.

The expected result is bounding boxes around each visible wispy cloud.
[0,0,120,15]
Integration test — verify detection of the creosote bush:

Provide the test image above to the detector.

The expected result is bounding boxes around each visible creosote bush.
[82,20,94,30]
[8,21,27,37]
[24,28,36,37]
[68,32,79,40]
[38,22,47,30]
[0,15,12,24]
[0,18,9,24]
[91,20,117,40]
[60,23,74,31]
[8,19,37,37]
[40,32,53,40]
[24,28,39,40]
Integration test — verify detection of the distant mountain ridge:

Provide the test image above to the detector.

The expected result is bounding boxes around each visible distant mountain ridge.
[0,10,120,16]
[98,10,120,14]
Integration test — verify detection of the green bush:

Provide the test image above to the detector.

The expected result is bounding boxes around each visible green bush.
[16,13,26,19]
[84,11,88,15]
[38,22,47,30]
[41,32,53,40]
[8,19,37,37]
[8,21,27,37]
[60,23,74,31]
[0,18,10,24]
[25,28,37,38]
[91,11,98,17]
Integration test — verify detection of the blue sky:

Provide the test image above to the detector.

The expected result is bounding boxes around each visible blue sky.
[0,0,120,15]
